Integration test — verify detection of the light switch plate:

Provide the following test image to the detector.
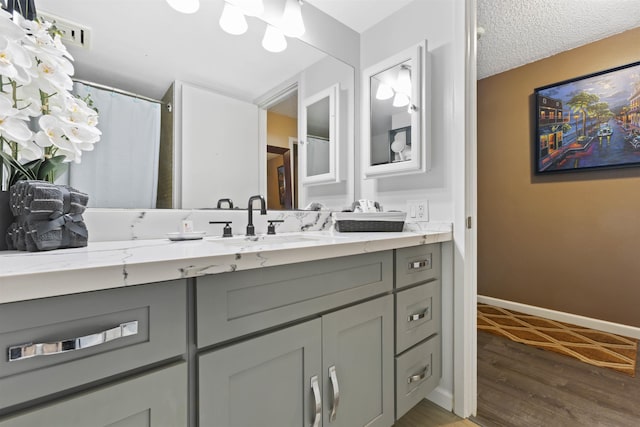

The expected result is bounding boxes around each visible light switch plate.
[406,200,429,222]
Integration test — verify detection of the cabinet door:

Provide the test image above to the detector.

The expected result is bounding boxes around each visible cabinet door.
[0,363,187,427]
[199,319,322,427]
[322,295,394,427]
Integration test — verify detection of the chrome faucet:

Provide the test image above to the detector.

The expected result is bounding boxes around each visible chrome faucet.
[246,195,267,236]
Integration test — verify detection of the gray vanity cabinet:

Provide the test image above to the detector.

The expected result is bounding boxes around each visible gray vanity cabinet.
[199,320,322,427]
[322,294,394,427]
[0,362,188,427]
[198,295,394,427]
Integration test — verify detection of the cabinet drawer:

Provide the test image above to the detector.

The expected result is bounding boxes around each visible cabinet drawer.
[395,335,441,420]
[196,251,392,347]
[395,244,441,289]
[395,280,441,354]
[0,362,187,427]
[0,280,187,411]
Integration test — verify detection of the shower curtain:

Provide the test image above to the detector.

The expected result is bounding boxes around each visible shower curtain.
[69,82,162,208]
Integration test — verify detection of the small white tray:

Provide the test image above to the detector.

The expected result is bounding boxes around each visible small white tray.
[166,231,206,241]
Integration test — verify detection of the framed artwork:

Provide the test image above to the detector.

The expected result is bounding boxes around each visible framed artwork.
[389,126,412,163]
[534,60,640,174]
[277,165,286,205]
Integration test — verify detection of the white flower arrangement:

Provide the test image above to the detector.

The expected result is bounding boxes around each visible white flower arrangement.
[0,9,100,188]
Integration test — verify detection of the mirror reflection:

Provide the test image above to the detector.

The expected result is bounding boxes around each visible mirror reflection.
[370,60,413,166]
[306,96,331,176]
[36,0,354,210]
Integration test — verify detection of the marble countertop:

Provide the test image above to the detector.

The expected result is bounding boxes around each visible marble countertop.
[0,226,452,304]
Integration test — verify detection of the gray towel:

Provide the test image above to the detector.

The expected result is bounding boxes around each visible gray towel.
[7,181,89,252]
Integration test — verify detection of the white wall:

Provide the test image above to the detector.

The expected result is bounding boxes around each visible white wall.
[178,82,260,209]
[359,0,471,416]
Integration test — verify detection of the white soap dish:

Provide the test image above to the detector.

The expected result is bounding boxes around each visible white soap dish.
[167,231,206,241]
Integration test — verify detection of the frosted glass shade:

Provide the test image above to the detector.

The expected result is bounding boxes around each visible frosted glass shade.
[393,92,410,107]
[262,24,287,53]
[281,0,305,37]
[219,2,248,35]
[396,66,412,95]
[375,82,394,100]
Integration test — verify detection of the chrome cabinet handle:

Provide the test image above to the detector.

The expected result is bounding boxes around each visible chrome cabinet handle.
[407,307,429,322]
[311,375,321,427]
[409,257,431,270]
[328,365,340,422]
[8,321,139,362]
[407,364,430,384]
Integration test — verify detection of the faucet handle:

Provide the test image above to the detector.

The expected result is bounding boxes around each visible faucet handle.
[267,220,285,235]
[209,221,233,237]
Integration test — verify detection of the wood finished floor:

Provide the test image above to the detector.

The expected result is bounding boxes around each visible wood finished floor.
[394,399,478,427]
[473,331,640,427]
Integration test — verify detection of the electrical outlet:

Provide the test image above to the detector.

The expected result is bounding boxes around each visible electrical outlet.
[406,200,429,222]
[39,12,91,49]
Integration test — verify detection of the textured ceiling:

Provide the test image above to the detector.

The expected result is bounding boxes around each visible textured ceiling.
[477,0,640,79]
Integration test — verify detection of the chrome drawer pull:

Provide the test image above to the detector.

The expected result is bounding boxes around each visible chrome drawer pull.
[310,375,321,427]
[328,365,340,422]
[8,321,139,362]
[409,258,431,270]
[407,365,429,384]
[407,308,429,322]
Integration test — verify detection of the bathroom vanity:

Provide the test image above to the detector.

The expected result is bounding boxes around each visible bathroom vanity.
[0,228,450,426]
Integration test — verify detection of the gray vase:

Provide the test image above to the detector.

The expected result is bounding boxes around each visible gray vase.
[0,191,12,251]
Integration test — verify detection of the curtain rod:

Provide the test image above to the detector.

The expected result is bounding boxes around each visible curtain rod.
[73,78,164,105]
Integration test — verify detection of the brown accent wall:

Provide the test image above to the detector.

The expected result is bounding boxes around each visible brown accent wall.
[478,28,640,327]
[267,111,297,149]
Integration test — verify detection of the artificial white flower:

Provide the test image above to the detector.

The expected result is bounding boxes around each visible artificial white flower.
[0,10,100,185]
[0,95,32,143]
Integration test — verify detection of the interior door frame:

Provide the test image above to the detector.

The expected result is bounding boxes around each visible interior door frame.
[257,81,299,205]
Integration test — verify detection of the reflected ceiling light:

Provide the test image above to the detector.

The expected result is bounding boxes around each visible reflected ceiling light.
[281,0,305,37]
[396,65,412,95]
[262,24,287,53]
[375,82,394,100]
[393,92,410,108]
[219,2,248,35]
[166,0,200,14]
[232,0,264,17]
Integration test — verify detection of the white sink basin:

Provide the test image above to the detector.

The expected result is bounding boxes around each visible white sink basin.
[206,233,344,249]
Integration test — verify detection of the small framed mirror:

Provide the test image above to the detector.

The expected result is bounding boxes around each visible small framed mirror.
[300,83,340,185]
[362,40,429,179]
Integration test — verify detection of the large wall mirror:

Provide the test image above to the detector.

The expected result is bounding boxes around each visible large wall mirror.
[37,0,355,211]
[362,40,429,179]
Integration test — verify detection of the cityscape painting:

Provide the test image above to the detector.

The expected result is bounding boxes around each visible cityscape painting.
[534,61,640,173]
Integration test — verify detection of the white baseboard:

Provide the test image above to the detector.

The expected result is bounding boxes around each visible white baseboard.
[427,385,453,412]
[478,295,640,340]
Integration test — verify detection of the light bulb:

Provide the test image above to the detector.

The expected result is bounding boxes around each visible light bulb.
[393,92,410,107]
[166,0,200,14]
[375,82,394,100]
[232,0,264,17]
[219,2,248,35]
[262,24,287,53]
[281,0,305,37]
[396,65,412,95]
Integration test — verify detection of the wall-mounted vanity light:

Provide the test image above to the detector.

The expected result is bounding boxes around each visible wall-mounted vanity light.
[375,65,413,109]
[166,0,305,53]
